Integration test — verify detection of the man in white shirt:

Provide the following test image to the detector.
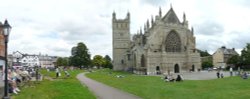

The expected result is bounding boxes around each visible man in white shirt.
[230,67,233,76]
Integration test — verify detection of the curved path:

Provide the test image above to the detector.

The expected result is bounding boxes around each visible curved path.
[76,73,141,99]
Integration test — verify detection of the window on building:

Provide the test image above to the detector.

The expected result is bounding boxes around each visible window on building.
[165,30,181,52]
[121,60,124,64]
[141,54,145,67]
[127,54,131,60]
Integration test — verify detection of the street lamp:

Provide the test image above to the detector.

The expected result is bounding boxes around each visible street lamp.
[2,19,11,99]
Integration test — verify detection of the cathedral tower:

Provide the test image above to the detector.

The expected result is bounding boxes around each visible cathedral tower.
[112,12,131,70]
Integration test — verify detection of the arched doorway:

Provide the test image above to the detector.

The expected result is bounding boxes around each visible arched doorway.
[174,64,180,73]
[156,66,160,75]
[192,65,195,72]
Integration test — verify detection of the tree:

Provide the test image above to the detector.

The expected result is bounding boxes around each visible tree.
[56,57,69,67]
[92,55,105,69]
[69,42,91,68]
[103,55,113,69]
[197,49,211,57]
[62,57,69,66]
[227,55,240,66]
[56,57,64,66]
[202,61,213,69]
[241,43,250,69]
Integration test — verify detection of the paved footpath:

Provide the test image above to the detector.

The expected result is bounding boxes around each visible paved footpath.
[76,73,141,99]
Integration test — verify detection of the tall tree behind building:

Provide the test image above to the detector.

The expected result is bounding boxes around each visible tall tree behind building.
[56,57,69,67]
[241,43,250,69]
[197,49,211,57]
[198,49,213,69]
[103,55,113,69]
[92,55,105,69]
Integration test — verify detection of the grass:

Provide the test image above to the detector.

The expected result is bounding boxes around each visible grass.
[12,69,96,99]
[86,69,250,99]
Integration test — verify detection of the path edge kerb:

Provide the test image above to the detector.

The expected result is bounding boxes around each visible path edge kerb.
[76,73,101,99]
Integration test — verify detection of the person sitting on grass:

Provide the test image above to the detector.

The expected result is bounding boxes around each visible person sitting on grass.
[116,75,124,78]
[175,75,183,82]
[64,70,70,77]
[242,72,248,79]
[164,75,169,82]
[168,74,175,82]
[8,70,21,94]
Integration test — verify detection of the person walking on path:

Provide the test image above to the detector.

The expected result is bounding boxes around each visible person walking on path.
[220,72,224,78]
[77,73,141,99]
[229,67,233,76]
[216,71,220,78]
[55,67,59,78]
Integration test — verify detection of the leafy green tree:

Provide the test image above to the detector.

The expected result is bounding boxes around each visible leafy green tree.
[92,55,105,69]
[56,57,64,66]
[62,57,69,66]
[227,55,240,66]
[70,42,91,68]
[241,43,250,69]
[56,57,69,66]
[103,55,113,69]
[202,61,213,69]
[197,49,211,57]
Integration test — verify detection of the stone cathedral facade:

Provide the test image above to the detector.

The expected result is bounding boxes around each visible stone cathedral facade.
[112,7,201,75]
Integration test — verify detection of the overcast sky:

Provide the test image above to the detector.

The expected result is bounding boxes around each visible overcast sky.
[0,0,250,58]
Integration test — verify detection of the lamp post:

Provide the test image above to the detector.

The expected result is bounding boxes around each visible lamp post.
[2,19,11,99]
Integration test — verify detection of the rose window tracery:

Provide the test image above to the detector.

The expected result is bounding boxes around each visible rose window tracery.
[165,31,181,52]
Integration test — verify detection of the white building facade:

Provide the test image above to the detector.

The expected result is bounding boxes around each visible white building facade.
[9,51,56,68]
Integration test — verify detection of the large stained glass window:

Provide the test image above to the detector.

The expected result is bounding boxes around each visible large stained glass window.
[165,31,181,52]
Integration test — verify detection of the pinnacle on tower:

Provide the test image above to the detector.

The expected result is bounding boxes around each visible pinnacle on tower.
[159,7,162,17]
[144,24,147,31]
[191,27,194,35]
[146,19,150,29]
[151,15,154,25]
[112,11,116,20]
[127,11,130,19]
[183,12,186,22]
[140,27,142,35]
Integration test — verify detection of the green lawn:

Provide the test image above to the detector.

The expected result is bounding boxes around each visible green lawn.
[86,69,250,99]
[13,69,96,99]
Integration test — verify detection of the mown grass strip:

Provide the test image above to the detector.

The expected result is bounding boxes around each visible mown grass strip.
[12,69,96,99]
[86,69,250,99]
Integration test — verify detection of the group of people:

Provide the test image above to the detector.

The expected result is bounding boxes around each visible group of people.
[216,71,224,78]
[2,68,32,94]
[217,67,250,79]
[55,67,70,78]
[164,74,183,82]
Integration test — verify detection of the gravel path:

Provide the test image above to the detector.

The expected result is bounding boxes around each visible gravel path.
[76,73,141,99]
[178,71,231,80]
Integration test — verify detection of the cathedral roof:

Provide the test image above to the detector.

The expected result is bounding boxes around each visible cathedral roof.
[162,7,181,24]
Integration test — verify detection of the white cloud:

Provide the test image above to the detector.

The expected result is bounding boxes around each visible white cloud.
[1,0,250,58]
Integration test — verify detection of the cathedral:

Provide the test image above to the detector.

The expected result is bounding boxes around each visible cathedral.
[112,6,201,75]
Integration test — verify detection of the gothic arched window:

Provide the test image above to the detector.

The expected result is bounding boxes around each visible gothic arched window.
[165,31,181,52]
[141,54,145,67]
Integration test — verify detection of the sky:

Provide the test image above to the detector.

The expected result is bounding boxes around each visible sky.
[0,0,250,58]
